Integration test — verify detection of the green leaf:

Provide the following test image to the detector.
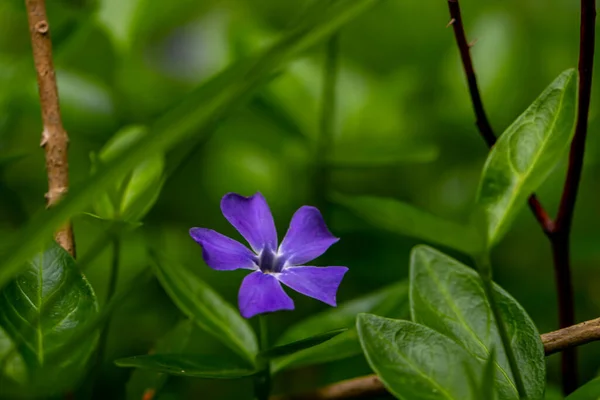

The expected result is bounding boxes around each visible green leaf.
[0,242,99,395]
[357,314,480,400]
[153,255,258,364]
[566,377,600,400]
[115,354,257,379]
[272,281,409,372]
[0,0,381,290]
[409,245,545,400]
[332,193,480,254]
[476,69,577,245]
[92,125,165,223]
[125,319,194,400]
[260,329,346,360]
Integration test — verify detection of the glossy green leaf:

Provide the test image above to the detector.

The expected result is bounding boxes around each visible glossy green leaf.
[0,242,99,395]
[332,193,480,254]
[566,377,600,400]
[260,329,346,360]
[115,354,257,379]
[409,245,545,399]
[272,281,409,372]
[476,69,577,245]
[125,319,194,400]
[0,0,381,290]
[357,314,480,400]
[153,256,258,364]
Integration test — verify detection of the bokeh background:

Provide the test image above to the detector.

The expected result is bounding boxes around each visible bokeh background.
[0,0,599,398]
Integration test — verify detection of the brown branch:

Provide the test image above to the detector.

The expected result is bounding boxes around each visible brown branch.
[550,0,596,394]
[446,0,555,234]
[272,318,600,400]
[25,0,75,256]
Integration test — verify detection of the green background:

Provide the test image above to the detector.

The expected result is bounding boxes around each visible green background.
[0,0,598,398]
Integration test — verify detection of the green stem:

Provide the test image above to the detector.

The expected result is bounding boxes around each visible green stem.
[91,237,120,398]
[477,255,527,398]
[314,32,340,210]
[254,315,271,400]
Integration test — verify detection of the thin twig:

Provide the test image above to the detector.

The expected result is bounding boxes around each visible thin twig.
[446,0,554,234]
[24,0,75,256]
[271,317,600,400]
[550,0,596,393]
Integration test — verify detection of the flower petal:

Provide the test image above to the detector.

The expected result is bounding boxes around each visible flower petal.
[238,271,294,318]
[221,192,278,253]
[279,206,339,265]
[277,266,348,306]
[189,228,257,271]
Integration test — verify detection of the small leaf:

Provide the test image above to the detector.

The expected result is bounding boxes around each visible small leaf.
[0,242,99,396]
[153,255,258,364]
[477,69,577,245]
[409,245,545,399]
[272,281,409,372]
[332,193,480,254]
[566,377,600,400]
[357,314,480,400]
[115,354,257,379]
[125,320,194,400]
[93,125,165,223]
[260,329,347,360]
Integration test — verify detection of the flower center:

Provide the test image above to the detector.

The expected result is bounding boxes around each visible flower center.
[258,249,286,273]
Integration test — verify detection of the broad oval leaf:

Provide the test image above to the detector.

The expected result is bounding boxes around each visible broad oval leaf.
[566,377,600,400]
[0,242,99,395]
[357,314,480,400]
[332,193,480,255]
[272,281,408,372]
[125,319,194,400]
[0,325,26,385]
[409,245,545,399]
[477,69,577,245]
[260,329,346,360]
[153,255,258,364]
[116,354,257,379]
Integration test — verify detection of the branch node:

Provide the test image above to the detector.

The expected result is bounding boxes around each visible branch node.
[446,18,456,28]
[34,20,49,34]
[40,128,49,147]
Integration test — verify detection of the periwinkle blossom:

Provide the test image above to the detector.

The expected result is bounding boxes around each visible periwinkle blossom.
[190,192,348,318]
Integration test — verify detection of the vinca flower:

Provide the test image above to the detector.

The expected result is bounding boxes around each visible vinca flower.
[190,192,348,318]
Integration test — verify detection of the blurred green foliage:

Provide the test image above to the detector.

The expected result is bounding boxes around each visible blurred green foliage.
[0,0,599,398]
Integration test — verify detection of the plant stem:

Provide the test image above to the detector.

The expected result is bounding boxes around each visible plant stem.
[446,0,553,233]
[314,33,340,211]
[550,0,596,394]
[255,315,272,400]
[24,0,75,256]
[476,255,527,398]
[91,237,120,398]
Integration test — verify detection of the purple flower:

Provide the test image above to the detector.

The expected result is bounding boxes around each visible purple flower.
[190,192,348,318]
